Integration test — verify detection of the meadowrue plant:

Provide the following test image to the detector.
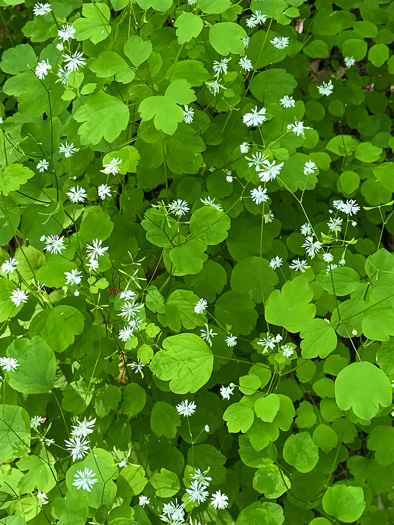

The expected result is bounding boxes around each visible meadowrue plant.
[0,0,393,524]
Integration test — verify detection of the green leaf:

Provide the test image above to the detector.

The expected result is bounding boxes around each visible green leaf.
[74,92,129,145]
[0,405,30,462]
[354,142,382,163]
[150,468,180,497]
[283,432,319,473]
[159,289,205,332]
[90,51,135,83]
[175,13,203,45]
[322,485,365,523]
[73,2,112,44]
[368,43,389,67]
[224,403,254,433]
[312,424,338,454]
[36,256,75,288]
[254,394,280,423]
[265,276,316,333]
[94,385,121,417]
[29,305,85,353]
[319,267,360,296]
[253,464,290,499]
[0,44,36,74]
[236,501,285,525]
[124,35,152,67]
[215,291,258,335]
[6,336,56,394]
[151,401,181,439]
[335,362,391,420]
[0,196,21,245]
[120,464,148,495]
[79,207,114,245]
[120,383,146,416]
[190,207,231,245]
[169,239,208,276]
[367,426,394,466]
[0,164,34,196]
[102,146,140,175]
[249,69,297,104]
[300,319,337,359]
[136,0,173,11]
[150,333,213,393]
[198,0,231,13]
[209,22,247,55]
[231,257,279,303]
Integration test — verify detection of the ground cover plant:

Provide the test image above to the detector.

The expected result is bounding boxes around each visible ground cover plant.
[0,0,394,523]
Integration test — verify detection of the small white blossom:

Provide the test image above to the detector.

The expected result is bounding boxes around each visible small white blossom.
[186,481,209,504]
[246,10,267,28]
[300,223,312,236]
[344,56,355,67]
[240,142,249,154]
[1,258,18,275]
[271,36,289,49]
[127,359,145,374]
[35,60,51,80]
[103,157,122,176]
[264,210,274,223]
[139,495,150,507]
[118,301,143,322]
[243,106,267,127]
[98,184,112,200]
[74,290,80,296]
[33,3,51,16]
[44,235,65,254]
[289,258,310,272]
[58,24,76,42]
[183,105,194,124]
[57,67,71,85]
[259,160,284,182]
[282,345,294,358]
[302,236,322,258]
[10,289,28,307]
[251,186,268,205]
[339,199,360,216]
[248,152,267,171]
[37,159,49,172]
[239,57,253,72]
[169,199,189,216]
[213,58,229,75]
[326,263,338,273]
[200,323,217,346]
[205,425,210,432]
[65,436,90,462]
[86,258,99,271]
[120,290,136,301]
[200,196,223,211]
[323,253,334,263]
[226,175,233,183]
[269,256,283,269]
[67,186,87,203]
[71,417,96,438]
[304,161,317,175]
[211,490,228,510]
[57,43,64,51]
[59,141,78,158]
[119,326,133,342]
[30,415,45,428]
[243,36,250,48]
[86,239,108,260]
[194,298,208,314]
[352,329,358,336]
[63,51,86,72]
[207,80,224,95]
[220,384,234,400]
[318,80,334,96]
[65,269,82,285]
[192,468,212,487]
[288,121,309,136]
[72,467,98,492]
[280,95,295,108]
[0,357,20,372]
[225,334,237,347]
[176,400,196,417]
[257,333,276,353]
[37,491,49,504]
[328,217,342,232]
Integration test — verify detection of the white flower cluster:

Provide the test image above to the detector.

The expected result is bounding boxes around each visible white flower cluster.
[117,290,144,342]
[300,222,322,259]
[257,333,295,358]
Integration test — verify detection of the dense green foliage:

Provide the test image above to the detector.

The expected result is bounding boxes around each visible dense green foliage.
[0,0,394,524]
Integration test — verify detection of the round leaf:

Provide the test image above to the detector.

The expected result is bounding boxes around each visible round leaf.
[283,432,319,473]
[322,485,365,523]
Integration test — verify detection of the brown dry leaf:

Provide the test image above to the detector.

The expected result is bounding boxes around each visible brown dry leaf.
[115,354,128,385]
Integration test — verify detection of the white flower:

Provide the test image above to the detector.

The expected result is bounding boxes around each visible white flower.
[37,491,49,504]
[65,269,82,285]
[72,467,98,492]
[103,157,122,176]
[339,199,360,216]
[194,298,207,314]
[67,186,87,203]
[41,437,55,446]
[352,329,358,336]
[248,152,267,171]
[211,490,228,510]
[33,3,51,16]
[205,425,210,432]
[304,161,317,175]
[200,196,223,212]
[243,106,267,127]
[344,56,355,67]
[59,141,78,158]
[10,289,28,307]
[1,258,18,275]
[63,51,86,72]
[119,326,133,342]
[225,334,237,347]
[57,43,64,51]
[243,36,250,48]
[118,301,143,322]
[323,253,334,263]
[35,60,51,80]
[300,223,312,236]
[240,142,249,154]
[119,458,128,468]
[71,417,96,438]
[186,481,209,504]
[271,36,289,49]
[127,359,145,373]
[318,80,334,96]
[288,121,309,136]
[37,159,49,172]
[57,67,71,85]
[259,160,284,182]
[86,258,99,271]
[220,384,234,400]
[207,80,223,95]
[169,199,189,216]
[200,323,217,346]
[246,10,267,28]
[191,468,212,487]
[239,57,253,72]
[98,184,112,200]
[289,258,310,272]
[326,263,338,273]
[129,317,143,332]
[30,415,45,428]
[328,217,342,232]
[139,495,150,507]
[257,333,276,353]
[86,239,108,260]
[282,345,294,358]
[270,256,283,269]
[65,436,90,461]
[120,290,136,301]
[188,0,197,4]
[264,211,274,223]
[183,105,194,124]
[339,259,346,265]
[280,95,295,108]
[161,500,185,523]
[44,235,65,254]
[226,175,233,183]
[251,186,268,205]
[213,58,229,74]
[0,357,19,372]
[58,24,76,42]
[176,400,196,417]
[302,236,322,258]
[74,290,80,296]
